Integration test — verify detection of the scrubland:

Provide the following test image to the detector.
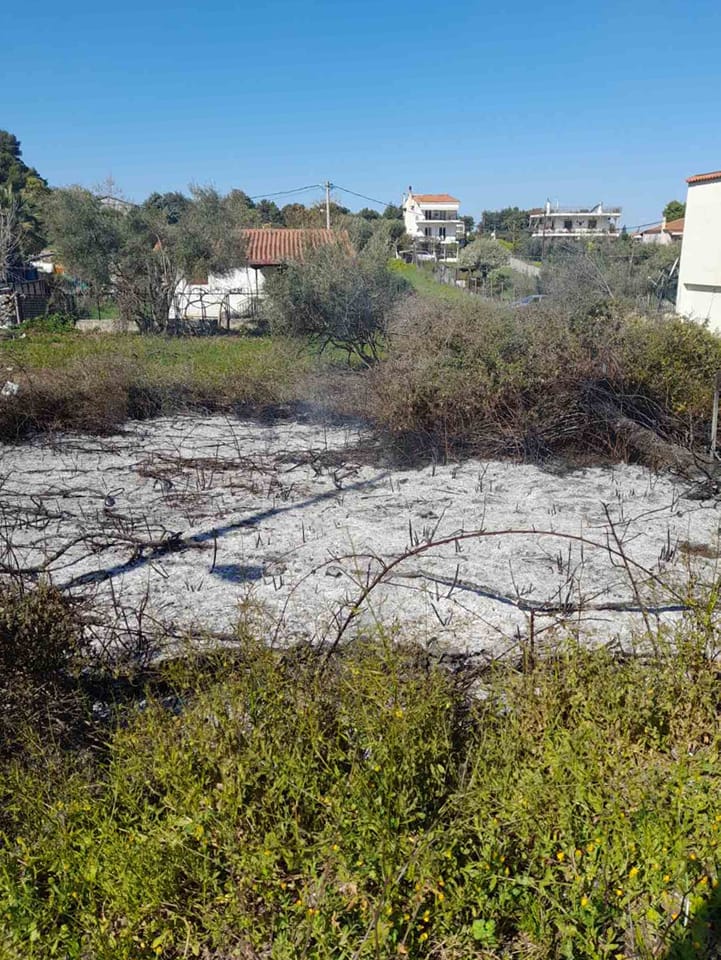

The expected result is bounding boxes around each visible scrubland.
[2,289,721,957]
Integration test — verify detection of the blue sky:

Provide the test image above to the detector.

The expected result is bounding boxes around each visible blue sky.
[2,0,720,228]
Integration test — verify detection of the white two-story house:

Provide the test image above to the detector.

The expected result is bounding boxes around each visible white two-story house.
[676,169,721,331]
[529,201,622,239]
[402,189,464,258]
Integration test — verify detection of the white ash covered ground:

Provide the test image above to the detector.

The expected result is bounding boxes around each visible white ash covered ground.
[1,414,720,657]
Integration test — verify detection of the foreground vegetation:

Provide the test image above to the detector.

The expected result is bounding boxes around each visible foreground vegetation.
[0,332,334,440]
[1,580,720,958]
[4,297,721,466]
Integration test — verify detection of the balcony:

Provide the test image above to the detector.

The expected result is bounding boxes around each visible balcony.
[530,226,620,238]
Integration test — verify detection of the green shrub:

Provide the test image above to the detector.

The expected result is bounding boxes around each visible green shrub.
[0,580,85,679]
[18,312,76,335]
[1,634,720,958]
[264,244,410,365]
[368,295,721,460]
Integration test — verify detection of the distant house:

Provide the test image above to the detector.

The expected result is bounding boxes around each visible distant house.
[676,169,721,331]
[633,218,684,245]
[98,195,136,213]
[402,189,465,260]
[173,228,350,324]
[529,201,622,239]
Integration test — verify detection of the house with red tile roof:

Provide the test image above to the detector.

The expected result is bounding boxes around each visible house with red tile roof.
[173,228,350,325]
[633,217,685,245]
[402,188,464,260]
[676,169,721,330]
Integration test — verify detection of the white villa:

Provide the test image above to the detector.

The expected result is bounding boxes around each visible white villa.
[676,169,721,331]
[529,201,622,239]
[402,189,465,258]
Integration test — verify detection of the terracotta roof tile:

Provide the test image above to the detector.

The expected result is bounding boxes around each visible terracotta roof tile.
[642,217,685,234]
[241,228,350,266]
[410,193,460,204]
[687,170,721,185]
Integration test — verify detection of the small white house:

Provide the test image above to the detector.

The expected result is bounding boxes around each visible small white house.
[676,169,721,331]
[633,217,684,245]
[529,201,622,239]
[402,190,464,258]
[173,228,349,323]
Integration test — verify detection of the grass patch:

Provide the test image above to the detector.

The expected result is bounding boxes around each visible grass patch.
[1,617,720,958]
[388,260,470,303]
[0,333,333,439]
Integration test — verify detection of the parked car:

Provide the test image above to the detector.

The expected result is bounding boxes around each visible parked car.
[510,294,546,308]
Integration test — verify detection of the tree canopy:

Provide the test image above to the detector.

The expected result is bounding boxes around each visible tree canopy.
[662,200,685,222]
[480,207,531,240]
[44,186,247,333]
[457,238,510,275]
[0,130,49,267]
[263,242,409,365]
[0,131,47,194]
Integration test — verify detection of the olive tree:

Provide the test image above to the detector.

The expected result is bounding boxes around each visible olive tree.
[263,242,409,365]
[44,186,246,333]
[457,238,510,276]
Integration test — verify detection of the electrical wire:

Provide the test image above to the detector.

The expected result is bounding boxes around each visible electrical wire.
[247,185,322,201]
[332,184,393,208]
[246,181,395,209]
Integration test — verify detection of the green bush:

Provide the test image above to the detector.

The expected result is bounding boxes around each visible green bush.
[18,312,76,335]
[1,634,721,958]
[368,295,721,459]
[0,580,85,679]
[264,243,410,366]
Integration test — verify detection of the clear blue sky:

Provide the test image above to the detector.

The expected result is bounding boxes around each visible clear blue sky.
[3,0,720,229]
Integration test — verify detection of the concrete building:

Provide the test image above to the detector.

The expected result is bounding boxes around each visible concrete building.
[173,228,349,324]
[676,169,721,331]
[633,217,685,245]
[402,190,464,259]
[529,201,622,239]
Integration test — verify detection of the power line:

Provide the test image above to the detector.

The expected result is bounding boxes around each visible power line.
[332,184,393,208]
[247,181,395,210]
[247,184,322,201]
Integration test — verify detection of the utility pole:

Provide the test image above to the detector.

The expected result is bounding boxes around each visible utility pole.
[324,181,332,230]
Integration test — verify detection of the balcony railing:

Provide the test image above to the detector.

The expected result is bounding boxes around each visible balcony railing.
[530,226,620,237]
[530,207,622,217]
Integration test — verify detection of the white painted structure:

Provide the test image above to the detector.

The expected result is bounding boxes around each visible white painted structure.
[172,228,348,323]
[173,267,262,323]
[529,201,622,238]
[676,170,721,331]
[633,217,684,245]
[402,190,464,252]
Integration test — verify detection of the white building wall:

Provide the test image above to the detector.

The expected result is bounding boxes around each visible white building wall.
[402,194,461,242]
[676,178,721,332]
[173,266,266,320]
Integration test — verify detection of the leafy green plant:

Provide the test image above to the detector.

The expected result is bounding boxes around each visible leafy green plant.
[1,629,720,958]
[0,580,85,678]
[18,312,76,335]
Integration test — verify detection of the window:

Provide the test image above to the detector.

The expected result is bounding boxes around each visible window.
[564,220,573,231]
[588,219,597,229]
[439,227,446,239]
[424,227,431,237]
